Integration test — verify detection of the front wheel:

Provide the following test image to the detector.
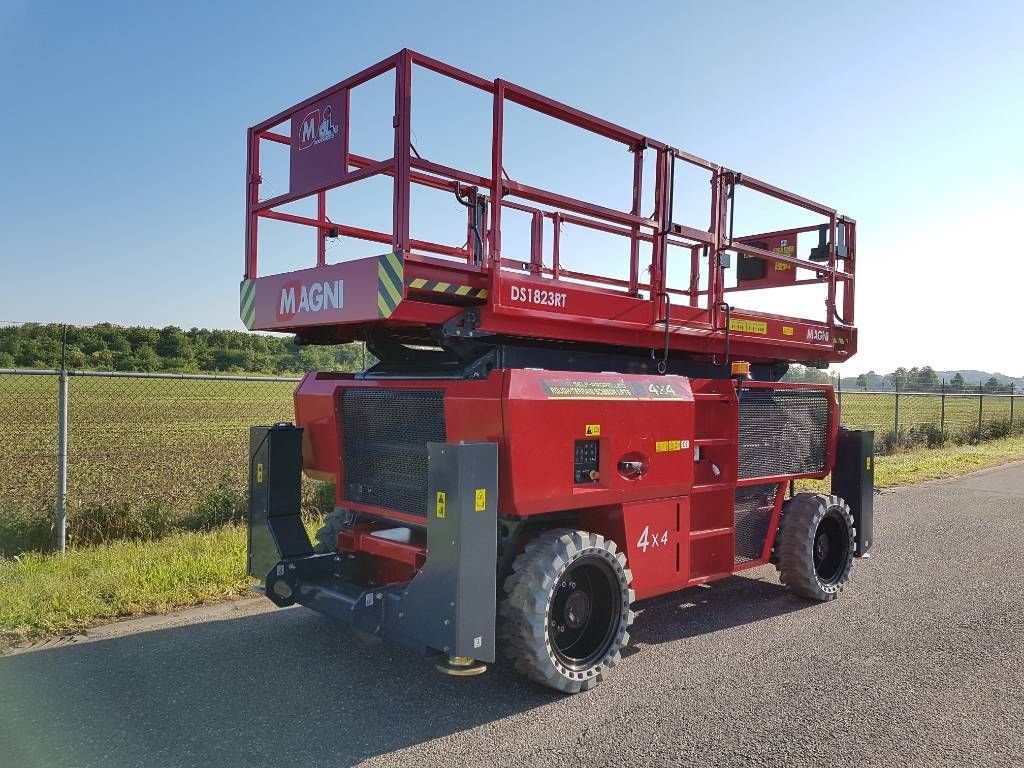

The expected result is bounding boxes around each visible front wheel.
[499,529,634,693]
[775,493,855,601]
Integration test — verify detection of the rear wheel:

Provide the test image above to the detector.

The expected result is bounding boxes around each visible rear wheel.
[775,493,855,601]
[499,529,634,693]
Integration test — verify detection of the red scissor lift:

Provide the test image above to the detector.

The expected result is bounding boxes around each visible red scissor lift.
[244,51,874,693]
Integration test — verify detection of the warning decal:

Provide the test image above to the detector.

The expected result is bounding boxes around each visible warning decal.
[540,379,685,400]
[655,439,690,453]
[729,318,768,335]
[542,380,632,399]
[435,491,447,518]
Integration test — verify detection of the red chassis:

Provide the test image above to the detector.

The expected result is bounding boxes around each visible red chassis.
[294,369,837,602]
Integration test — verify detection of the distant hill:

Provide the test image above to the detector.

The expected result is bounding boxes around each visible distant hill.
[835,368,1023,392]
[934,370,1024,388]
[785,364,1022,392]
[0,322,365,375]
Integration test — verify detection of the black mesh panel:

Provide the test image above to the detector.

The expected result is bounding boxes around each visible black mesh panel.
[734,484,777,564]
[341,389,446,517]
[738,389,830,479]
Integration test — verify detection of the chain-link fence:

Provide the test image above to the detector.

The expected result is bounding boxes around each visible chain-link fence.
[1,366,1022,555]
[0,369,303,555]
[835,381,1023,453]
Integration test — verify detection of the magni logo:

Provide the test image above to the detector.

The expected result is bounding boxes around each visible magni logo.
[297,105,339,151]
[277,280,344,320]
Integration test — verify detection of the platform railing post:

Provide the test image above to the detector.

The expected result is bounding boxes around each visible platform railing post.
[628,147,642,296]
[688,245,701,308]
[244,127,261,280]
[317,190,327,267]
[392,50,412,255]
[826,212,837,333]
[488,78,505,308]
[650,147,667,325]
[551,212,561,279]
[529,211,543,275]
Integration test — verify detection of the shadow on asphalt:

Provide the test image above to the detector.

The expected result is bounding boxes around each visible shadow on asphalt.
[0,607,556,767]
[628,573,811,648]
[0,573,809,767]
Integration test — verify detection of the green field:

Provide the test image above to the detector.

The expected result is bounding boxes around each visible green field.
[0,373,322,552]
[1,373,297,505]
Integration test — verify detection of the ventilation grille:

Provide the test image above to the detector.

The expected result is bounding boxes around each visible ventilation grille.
[341,388,446,517]
[734,484,777,564]
[738,388,830,479]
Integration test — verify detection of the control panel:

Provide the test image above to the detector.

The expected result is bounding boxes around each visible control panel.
[573,439,600,484]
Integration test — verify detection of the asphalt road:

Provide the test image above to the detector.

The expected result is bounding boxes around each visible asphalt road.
[3,463,1024,767]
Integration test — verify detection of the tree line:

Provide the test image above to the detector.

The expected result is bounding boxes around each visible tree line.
[785,364,1017,393]
[2,324,1017,390]
[0,323,365,375]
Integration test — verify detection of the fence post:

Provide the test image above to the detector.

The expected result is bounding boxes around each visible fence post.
[1011,383,1016,433]
[940,378,946,437]
[892,378,901,444]
[978,384,984,442]
[56,368,68,552]
[836,373,842,416]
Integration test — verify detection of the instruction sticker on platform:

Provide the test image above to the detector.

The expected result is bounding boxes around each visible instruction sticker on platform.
[474,488,487,512]
[436,491,447,518]
[729,318,768,335]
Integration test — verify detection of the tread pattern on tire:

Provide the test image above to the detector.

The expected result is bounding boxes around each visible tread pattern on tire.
[498,528,635,694]
[775,493,855,602]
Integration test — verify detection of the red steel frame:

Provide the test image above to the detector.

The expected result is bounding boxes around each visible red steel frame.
[245,49,858,365]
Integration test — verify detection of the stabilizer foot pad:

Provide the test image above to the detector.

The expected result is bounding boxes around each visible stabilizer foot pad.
[435,656,487,676]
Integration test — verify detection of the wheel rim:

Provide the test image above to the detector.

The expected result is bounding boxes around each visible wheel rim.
[549,556,621,670]
[813,511,849,584]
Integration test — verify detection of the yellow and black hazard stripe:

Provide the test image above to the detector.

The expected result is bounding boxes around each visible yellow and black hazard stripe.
[240,279,256,329]
[378,252,404,317]
[406,277,489,300]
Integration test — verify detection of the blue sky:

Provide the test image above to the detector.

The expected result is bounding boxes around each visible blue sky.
[1,1,1022,374]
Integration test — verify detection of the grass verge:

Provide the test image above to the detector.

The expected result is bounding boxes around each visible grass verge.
[0,525,250,648]
[3,436,1024,649]
[797,433,1024,493]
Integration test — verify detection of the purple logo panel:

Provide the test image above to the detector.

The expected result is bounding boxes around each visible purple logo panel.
[289,93,347,197]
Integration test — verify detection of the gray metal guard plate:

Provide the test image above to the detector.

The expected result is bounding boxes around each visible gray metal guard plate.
[384,441,498,662]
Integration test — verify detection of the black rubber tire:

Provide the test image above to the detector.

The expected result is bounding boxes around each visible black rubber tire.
[775,493,856,601]
[498,529,634,694]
